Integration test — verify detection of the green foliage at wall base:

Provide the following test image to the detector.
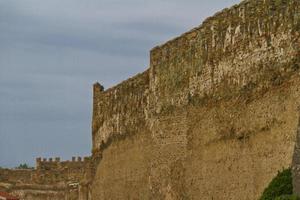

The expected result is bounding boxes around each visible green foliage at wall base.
[260,168,294,200]
[274,195,300,200]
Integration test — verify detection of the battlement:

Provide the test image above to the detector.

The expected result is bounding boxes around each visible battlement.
[36,156,90,163]
[93,82,104,95]
[35,156,91,170]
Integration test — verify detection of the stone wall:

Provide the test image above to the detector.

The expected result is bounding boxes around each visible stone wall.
[34,157,91,185]
[91,0,300,199]
[0,157,92,200]
[0,169,34,184]
[149,0,300,109]
[184,79,300,199]
[1,0,299,199]
[92,70,150,153]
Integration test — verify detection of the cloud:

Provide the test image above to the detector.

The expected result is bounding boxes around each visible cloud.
[0,0,240,167]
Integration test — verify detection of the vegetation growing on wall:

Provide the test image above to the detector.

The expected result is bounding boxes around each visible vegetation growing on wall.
[15,163,33,169]
[260,168,298,200]
[274,195,300,200]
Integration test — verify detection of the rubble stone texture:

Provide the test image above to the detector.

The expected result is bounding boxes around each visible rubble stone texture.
[0,157,92,200]
[92,0,300,199]
[1,0,300,199]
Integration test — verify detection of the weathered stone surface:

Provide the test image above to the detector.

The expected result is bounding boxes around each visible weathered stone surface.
[91,0,300,199]
[0,157,92,200]
[1,0,300,199]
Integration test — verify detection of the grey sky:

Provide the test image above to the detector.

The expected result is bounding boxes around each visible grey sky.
[0,0,240,168]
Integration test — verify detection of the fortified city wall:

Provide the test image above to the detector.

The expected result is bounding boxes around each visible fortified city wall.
[91,0,300,199]
[0,156,91,200]
[1,0,300,199]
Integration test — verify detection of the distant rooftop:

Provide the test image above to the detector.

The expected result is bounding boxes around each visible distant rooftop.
[0,191,19,200]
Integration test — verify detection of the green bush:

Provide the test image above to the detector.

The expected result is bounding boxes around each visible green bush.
[275,195,300,200]
[260,168,293,200]
[15,163,33,169]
